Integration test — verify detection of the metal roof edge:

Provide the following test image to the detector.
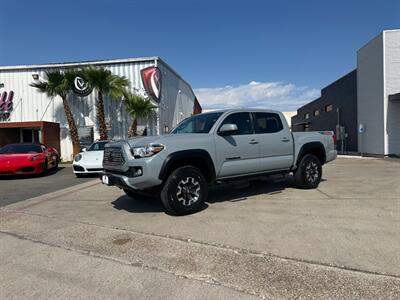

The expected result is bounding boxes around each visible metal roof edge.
[0,56,160,71]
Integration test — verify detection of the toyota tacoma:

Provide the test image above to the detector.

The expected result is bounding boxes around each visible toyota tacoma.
[101,109,337,215]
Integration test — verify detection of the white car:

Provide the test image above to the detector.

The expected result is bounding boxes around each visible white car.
[73,141,109,177]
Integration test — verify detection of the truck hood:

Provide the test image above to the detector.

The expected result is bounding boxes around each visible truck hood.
[125,134,211,148]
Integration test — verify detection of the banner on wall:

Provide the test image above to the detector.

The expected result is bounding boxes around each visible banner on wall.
[0,90,14,120]
[140,67,161,102]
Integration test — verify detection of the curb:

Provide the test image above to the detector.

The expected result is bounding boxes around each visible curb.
[337,155,378,159]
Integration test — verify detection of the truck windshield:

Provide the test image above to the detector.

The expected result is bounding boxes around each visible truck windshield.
[170,112,223,134]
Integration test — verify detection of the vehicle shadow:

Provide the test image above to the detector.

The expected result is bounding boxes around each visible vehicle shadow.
[112,195,164,213]
[111,175,319,214]
[0,167,65,180]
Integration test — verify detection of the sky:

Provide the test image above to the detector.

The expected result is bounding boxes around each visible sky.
[1,0,399,111]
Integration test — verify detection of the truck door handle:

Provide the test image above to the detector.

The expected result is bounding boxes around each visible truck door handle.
[281,137,290,142]
[249,139,259,144]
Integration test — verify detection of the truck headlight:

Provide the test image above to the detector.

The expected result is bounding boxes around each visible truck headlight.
[74,154,82,162]
[131,144,164,158]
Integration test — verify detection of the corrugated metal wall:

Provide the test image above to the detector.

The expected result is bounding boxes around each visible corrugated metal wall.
[0,58,196,161]
[385,30,400,155]
[157,62,196,132]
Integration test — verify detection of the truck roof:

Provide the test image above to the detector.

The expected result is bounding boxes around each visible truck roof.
[201,108,283,114]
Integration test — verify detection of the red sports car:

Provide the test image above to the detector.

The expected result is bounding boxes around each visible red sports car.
[0,143,59,176]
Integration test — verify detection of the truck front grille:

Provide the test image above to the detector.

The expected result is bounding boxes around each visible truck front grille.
[103,148,125,167]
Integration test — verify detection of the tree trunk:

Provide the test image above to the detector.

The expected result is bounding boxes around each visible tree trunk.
[61,96,81,157]
[128,118,138,138]
[96,91,108,140]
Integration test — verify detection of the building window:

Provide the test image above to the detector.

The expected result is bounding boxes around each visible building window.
[325,104,333,112]
[304,113,310,119]
[314,110,320,116]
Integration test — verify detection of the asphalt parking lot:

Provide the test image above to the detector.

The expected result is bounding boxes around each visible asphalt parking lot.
[1,157,399,299]
[0,166,95,207]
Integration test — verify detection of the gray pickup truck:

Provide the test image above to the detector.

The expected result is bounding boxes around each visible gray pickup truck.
[101,109,337,215]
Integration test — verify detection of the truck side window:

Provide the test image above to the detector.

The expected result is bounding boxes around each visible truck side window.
[220,112,253,135]
[253,113,283,134]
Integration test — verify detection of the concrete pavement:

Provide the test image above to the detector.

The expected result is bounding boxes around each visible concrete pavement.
[0,165,94,207]
[1,157,399,299]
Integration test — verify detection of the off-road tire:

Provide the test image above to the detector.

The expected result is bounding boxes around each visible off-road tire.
[160,166,208,215]
[294,154,322,189]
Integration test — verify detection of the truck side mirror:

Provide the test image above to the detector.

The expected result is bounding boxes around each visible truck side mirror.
[218,123,238,136]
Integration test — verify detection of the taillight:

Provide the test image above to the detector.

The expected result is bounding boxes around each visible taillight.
[319,131,336,146]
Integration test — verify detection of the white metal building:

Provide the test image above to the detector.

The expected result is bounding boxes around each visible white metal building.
[0,57,201,161]
[357,30,400,156]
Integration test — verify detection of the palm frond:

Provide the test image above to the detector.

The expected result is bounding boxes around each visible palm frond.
[109,75,130,98]
[81,66,112,92]
[30,81,50,94]
[81,66,130,96]
[123,91,156,119]
[30,69,69,98]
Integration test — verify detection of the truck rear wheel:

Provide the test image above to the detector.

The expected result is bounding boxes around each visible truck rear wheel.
[294,154,322,189]
[160,166,208,215]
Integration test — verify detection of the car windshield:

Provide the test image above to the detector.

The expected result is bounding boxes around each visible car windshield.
[88,141,108,151]
[0,144,43,154]
[170,112,223,134]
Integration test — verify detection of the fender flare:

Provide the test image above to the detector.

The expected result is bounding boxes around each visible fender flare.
[295,142,326,167]
[158,149,216,183]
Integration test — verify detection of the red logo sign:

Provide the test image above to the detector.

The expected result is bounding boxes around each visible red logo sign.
[141,67,161,102]
[0,91,14,112]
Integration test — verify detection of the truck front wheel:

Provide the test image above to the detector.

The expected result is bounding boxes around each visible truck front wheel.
[161,166,208,215]
[294,154,322,189]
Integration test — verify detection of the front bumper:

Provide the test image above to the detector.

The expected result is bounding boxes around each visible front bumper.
[0,160,46,175]
[102,156,163,190]
[73,164,103,174]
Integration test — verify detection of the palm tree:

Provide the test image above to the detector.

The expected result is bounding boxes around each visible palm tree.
[82,67,129,140]
[123,91,156,137]
[30,69,81,156]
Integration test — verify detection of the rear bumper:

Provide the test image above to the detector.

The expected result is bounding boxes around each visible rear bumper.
[326,149,337,163]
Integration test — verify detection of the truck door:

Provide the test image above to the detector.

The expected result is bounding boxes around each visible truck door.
[252,112,293,171]
[214,112,260,178]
